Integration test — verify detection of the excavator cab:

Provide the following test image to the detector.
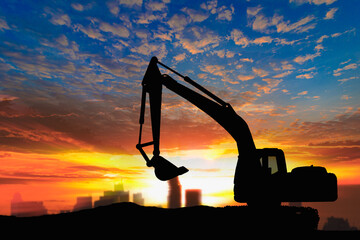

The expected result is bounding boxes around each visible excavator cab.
[234,148,288,206]
[234,148,337,206]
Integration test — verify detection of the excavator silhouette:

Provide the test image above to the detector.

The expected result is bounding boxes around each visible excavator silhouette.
[136,56,337,207]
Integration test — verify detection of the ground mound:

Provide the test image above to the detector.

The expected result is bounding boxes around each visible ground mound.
[0,203,319,234]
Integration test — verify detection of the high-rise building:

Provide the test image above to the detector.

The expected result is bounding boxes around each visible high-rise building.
[114,182,124,191]
[167,176,182,208]
[185,189,202,207]
[11,192,47,217]
[94,184,130,208]
[73,196,93,212]
[133,192,144,205]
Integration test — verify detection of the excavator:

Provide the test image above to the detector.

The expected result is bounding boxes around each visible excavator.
[136,56,337,207]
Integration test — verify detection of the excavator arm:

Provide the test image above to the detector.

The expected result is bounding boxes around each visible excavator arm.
[136,56,258,181]
[136,56,337,205]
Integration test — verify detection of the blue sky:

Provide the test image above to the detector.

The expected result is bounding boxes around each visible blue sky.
[1,0,358,123]
[0,0,360,213]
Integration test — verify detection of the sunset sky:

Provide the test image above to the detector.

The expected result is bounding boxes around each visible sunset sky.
[0,0,359,215]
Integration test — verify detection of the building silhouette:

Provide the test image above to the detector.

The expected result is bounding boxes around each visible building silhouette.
[114,182,124,191]
[73,196,92,212]
[133,192,144,205]
[185,189,202,207]
[323,217,358,231]
[167,176,182,208]
[11,192,47,217]
[94,183,130,208]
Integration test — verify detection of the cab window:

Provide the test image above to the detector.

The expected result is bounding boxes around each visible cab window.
[268,156,278,174]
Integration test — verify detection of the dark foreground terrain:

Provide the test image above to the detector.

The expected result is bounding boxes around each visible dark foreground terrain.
[0,203,321,235]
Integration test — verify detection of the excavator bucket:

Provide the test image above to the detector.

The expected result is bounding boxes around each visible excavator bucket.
[151,156,188,181]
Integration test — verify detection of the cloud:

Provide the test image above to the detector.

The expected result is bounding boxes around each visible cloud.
[296,73,314,79]
[119,0,143,8]
[333,63,357,76]
[289,0,337,5]
[48,10,71,27]
[146,1,167,11]
[71,3,84,11]
[99,21,130,38]
[255,108,360,164]
[2,48,78,79]
[340,59,352,65]
[216,5,235,21]
[230,30,299,48]
[177,26,220,54]
[297,146,360,163]
[309,140,360,147]
[237,74,255,81]
[338,76,357,84]
[55,35,69,47]
[273,71,293,78]
[93,55,144,78]
[153,31,172,41]
[200,0,234,21]
[212,50,225,58]
[247,5,262,16]
[0,18,10,31]
[0,177,33,185]
[167,14,189,31]
[341,95,352,100]
[240,58,253,63]
[136,12,166,24]
[317,35,329,43]
[254,78,283,94]
[252,36,273,45]
[181,7,209,23]
[280,62,295,70]
[0,152,144,184]
[230,29,250,47]
[291,90,308,99]
[252,67,269,77]
[247,7,316,34]
[200,0,218,13]
[239,102,296,117]
[250,14,270,32]
[74,24,105,41]
[40,34,80,61]
[201,65,226,77]
[107,1,120,15]
[293,52,321,64]
[132,42,168,59]
[225,51,236,58]
[324,8,338,20]
[174,53,186,62]
[0,77,141,155]
[274,38,297,46]
[331,28,356,38]
[273,14,316,33]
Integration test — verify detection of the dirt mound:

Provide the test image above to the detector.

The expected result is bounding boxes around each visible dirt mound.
[0,202,319,234]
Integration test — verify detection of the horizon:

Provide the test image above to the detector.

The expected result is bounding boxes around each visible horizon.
[0,0,359,229]
[3,183,360,230]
